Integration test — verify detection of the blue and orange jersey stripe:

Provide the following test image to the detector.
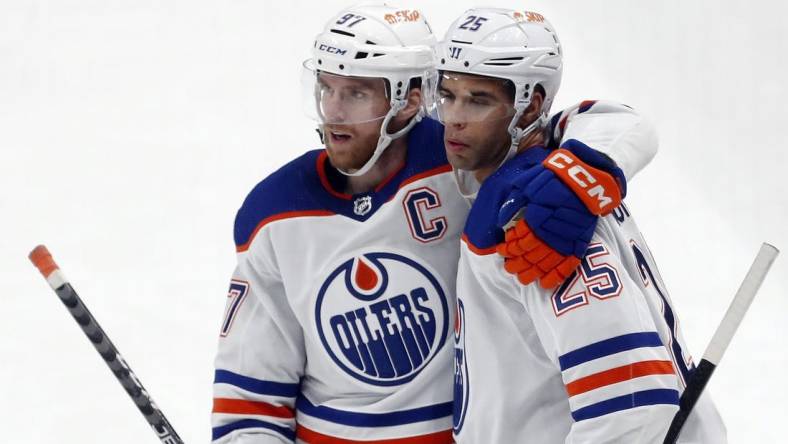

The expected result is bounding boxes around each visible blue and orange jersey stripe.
[213,369,300,397]
[296,425,453,444]
[557,332,680,422]
[460,233,497,256]
[558,332,664,371]
[213,398,295,418]
[212,418,295,441]
[236,209,335,253]
[565,360,675,397]
[570,389,679,422]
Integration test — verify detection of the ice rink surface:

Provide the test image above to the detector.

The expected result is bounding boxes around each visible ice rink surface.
[1,1,786,442]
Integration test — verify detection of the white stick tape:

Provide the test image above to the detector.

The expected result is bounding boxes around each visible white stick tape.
[703,243,779,365]
[46,269,68,290]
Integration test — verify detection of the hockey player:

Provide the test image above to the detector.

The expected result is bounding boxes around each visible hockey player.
[436,8,727,443]
[212,4,659,443]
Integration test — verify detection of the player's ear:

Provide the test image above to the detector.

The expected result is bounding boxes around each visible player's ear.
[517,88,544,129]
[393,87,422,123]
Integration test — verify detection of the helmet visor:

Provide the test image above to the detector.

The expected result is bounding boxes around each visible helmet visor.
[302,59,391,125]
[432,71,516,124]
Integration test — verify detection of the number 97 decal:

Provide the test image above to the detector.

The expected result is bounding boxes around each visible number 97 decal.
[552,243,622,316]
[336,13,367,28]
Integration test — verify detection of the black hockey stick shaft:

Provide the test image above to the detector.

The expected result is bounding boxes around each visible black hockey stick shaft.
[30,245,184,444]
[663,243,778,444]
[662,359,715,443]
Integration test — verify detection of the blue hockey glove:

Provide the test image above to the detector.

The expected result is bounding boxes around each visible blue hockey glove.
[496,140,626,288]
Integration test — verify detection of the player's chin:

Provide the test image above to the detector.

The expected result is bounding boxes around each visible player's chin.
[445,150,475,171]
[325,147,366,172]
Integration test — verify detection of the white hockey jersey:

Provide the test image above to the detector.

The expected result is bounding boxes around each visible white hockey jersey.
[212,102,658,443]
[453,147,726,443]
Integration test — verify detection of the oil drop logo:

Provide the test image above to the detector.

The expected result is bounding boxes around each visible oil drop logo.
[315,252,449,386]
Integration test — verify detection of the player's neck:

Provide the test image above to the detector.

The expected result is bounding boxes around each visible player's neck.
[516,128,546,155]
[344,139,407,195]
[473,129,545,184]
[473,145,510,184]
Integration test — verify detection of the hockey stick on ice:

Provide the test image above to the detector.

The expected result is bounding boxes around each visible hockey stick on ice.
[29,245,184,444]
[663,242,779,444]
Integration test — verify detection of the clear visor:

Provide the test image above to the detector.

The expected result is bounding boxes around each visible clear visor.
[301,59,392,125]
[432,72,517,124]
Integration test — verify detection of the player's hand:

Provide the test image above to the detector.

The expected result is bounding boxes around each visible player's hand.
[496,141,626,288]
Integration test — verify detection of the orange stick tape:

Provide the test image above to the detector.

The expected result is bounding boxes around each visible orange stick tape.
[29,245,59,278]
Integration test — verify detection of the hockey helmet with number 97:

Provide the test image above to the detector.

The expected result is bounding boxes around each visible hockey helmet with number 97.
[302,4,437,176]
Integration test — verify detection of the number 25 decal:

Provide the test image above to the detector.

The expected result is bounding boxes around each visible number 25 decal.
[552,243,622,316]
[459,15,488,32]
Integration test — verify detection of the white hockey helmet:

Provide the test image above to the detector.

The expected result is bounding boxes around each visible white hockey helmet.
[303,4,437,176]
[435,8,563,152]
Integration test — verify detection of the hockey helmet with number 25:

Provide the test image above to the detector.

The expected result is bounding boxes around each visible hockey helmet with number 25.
[435,9,563,154]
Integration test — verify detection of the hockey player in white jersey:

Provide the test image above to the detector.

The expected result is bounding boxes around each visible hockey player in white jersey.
[436,8,727,443]
[212,4,660,443]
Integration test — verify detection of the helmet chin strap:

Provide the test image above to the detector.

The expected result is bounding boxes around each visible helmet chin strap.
[452,168,480,202]
[505,99,549,162]
[337,100,423,178]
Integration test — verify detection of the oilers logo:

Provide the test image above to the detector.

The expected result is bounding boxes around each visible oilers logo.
[453,298,469,433]
[315,252,449,386]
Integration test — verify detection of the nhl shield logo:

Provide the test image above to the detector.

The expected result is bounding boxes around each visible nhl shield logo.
[315,251,449,386]
[453,298,470,433]
[353,196,372,216]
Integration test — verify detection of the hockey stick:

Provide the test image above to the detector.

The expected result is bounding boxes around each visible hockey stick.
[29,245,184,444]
[663,242,779,444]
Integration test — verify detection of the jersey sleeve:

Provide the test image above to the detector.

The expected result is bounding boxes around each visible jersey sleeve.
[549,100,658,181]
[518,234,680,442]
[211,230,305,443]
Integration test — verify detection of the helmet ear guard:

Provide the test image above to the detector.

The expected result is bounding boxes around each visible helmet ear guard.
[507,82,550,153]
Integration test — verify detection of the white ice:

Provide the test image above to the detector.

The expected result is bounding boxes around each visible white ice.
[1,1,786,442]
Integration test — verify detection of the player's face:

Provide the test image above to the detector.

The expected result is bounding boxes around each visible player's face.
[437,72,515,172]
[317,73,391,171]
